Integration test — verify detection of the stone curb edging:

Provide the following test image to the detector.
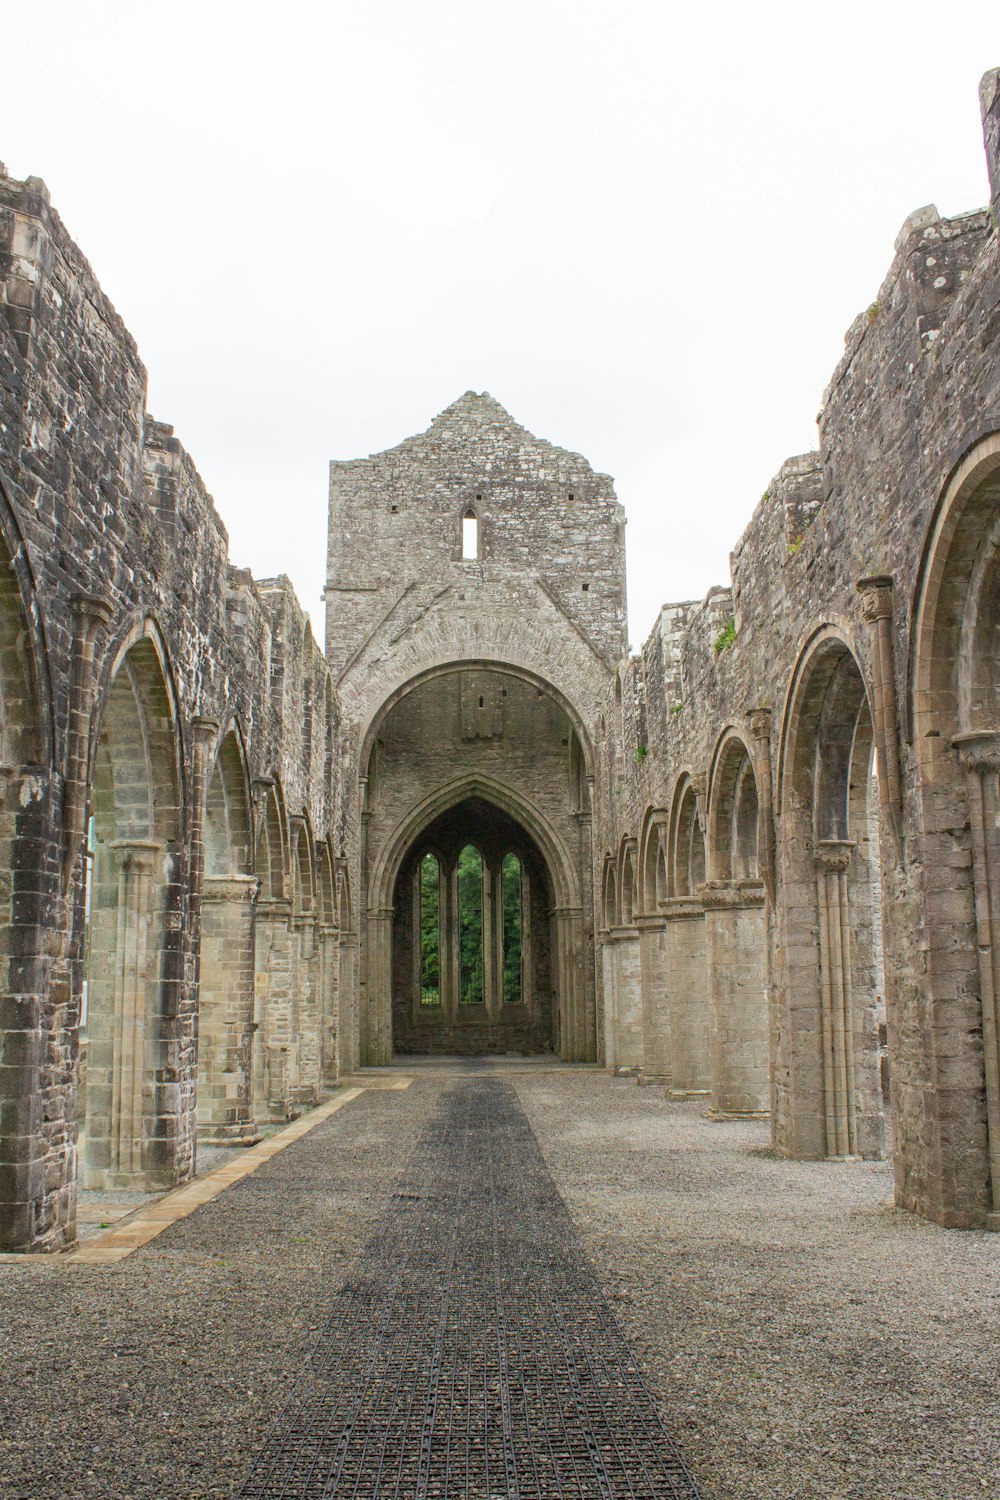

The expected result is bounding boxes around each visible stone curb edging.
[1,1079,413,1268]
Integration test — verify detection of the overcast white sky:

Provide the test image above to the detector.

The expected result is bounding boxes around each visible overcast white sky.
[4,3,997,647]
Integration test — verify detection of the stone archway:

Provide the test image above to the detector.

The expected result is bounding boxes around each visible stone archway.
[777,629,888,1162]
[391,797,555,1056]
[359,663,596,1067]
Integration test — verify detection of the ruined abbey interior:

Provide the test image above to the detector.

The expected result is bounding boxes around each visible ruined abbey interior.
[0,69,996,1265]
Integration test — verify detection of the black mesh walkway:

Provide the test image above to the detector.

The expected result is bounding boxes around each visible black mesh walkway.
[235,1076,701,1499]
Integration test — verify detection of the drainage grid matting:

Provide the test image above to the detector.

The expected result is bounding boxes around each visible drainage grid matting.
[235,1076,701,1500]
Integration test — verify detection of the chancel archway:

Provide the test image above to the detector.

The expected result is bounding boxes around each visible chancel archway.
[391,797,553,1055]
[358,663,596,1065]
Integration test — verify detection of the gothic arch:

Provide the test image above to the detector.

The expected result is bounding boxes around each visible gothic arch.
[600,853,616,930]
[910,432,1000,1224]
[81,628,184,1188]
[198,726,256,1143]
[668,774,706,898]
[357,660,596,789]
[707,729,759,882]
[617,836,638,926]
[638,806,670,917]
[371,772,581,916]
[776,626,886,1162]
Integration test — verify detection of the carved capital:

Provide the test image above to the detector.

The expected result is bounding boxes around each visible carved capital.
[698,878,766,910]
[191,715,221,746]
[109,837,162,876]
[203,874,259,904]
[814,838,855,873]
[953,729,1000,775]
[747,706,772,742]
[857,574,894,623]
[71,593,115,633]
[251,776,275,813]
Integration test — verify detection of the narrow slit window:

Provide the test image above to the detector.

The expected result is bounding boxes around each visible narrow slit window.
[462,509,479,560]
[458,844,484,1004]
[502,852,523,1005]
[419,853,441,1006]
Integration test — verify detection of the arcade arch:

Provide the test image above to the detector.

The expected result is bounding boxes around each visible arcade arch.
[778,629,888,1161]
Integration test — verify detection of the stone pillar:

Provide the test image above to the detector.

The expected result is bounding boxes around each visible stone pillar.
[292,901,321,1105]
[661,897,711,1097]
[365,906,394,1065]
[814,839,859,1159]
[319,922,340,1088]
[198,875,259,1145]
[63,595,114,890]
[857,575,902,851]
[953,730,1000,1226]
[187,717,219,932]
[636,913,670,1085]
[553,906,586,1062]
[603,924,643,1074]
[703,880,768,1117]
[253,896,294,1120]
[747,707,776,905]
[337,930,359,1076]
[577,782,598,1062]
[84,839,163,1188]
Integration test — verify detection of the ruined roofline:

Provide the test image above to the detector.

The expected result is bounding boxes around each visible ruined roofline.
[328,388,617,488]
[0,162,144,373]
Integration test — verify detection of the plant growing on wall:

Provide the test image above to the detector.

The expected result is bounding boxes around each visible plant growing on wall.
[713,618,737,655]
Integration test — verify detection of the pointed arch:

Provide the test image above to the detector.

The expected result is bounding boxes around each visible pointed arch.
[639,806,670,916]
[708,729,759,882]
[669,774,706,898]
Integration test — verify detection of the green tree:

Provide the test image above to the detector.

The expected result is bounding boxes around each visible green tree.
[458,844,484,1004]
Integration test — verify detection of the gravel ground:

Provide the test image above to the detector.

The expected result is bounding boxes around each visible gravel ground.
[0,1086,440,1500]
[511,1069,1000,1500]
[2,1066,998,1500]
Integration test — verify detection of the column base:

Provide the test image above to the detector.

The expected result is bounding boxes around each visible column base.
[984,1211,1000,1232]
[612,1064,641,1077]
[637,1072,671,1087]
[703,1107,771,1122]
[667,1087,711,1100]
[197,1122,263,1147]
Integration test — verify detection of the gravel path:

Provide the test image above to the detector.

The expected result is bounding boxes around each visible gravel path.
[2,1065,998,1499]
[511,1069,1000,1500]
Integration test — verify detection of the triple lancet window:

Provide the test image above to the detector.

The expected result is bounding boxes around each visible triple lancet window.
[414,845,525,1013]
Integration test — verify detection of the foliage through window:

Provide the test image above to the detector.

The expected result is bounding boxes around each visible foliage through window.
[458,843,484,1003]
[502,852,522,1004]
[419,852,441,1006]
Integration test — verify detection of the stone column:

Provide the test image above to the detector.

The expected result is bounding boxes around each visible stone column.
[198,875,260,1144]
[187,717,219,950]
[85,838,162,1188]
[814,839,859,1158]
[747,707,776,906]
[857,575,902,852]
[337,930,359,1076]
[319,921,340,1088]
[253,895,294,1120]
[63,594,114,891]
[636,912,670,1085]
[703,880,768,1117]
[365,905,394,1065]
[953,730,1000,1226]
[553,905,586,1061]
[603,924,643,1074]
[661,896,711,1097]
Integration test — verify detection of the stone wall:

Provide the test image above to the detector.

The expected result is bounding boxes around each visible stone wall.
[0,167,342,1249]
[594,69,1000,1228]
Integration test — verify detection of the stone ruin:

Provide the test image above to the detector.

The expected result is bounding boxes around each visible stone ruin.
[0,71,998,1250]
